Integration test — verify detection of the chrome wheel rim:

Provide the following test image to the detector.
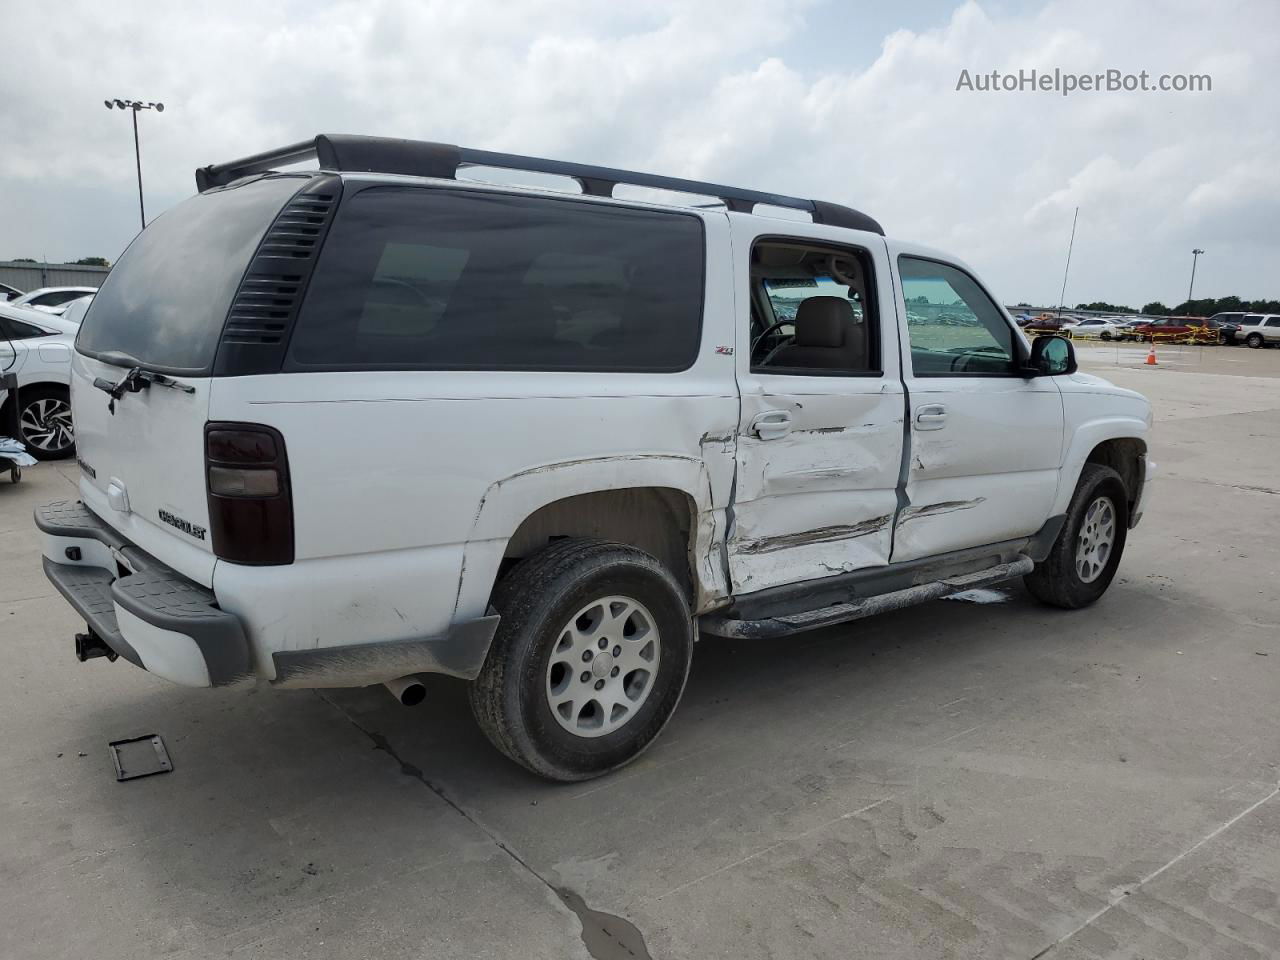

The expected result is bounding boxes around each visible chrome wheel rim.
[19,397,74,452]
[1075,496,1116,584]
[545,595,660,739]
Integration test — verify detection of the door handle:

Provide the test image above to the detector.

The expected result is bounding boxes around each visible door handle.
[750,409,793,440]
[915,404,948,430]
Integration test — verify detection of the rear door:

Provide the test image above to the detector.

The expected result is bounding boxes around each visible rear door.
[726,219,905,595]
[0,317,28,375]
[71,174,307,586]
[889,247,1064,562]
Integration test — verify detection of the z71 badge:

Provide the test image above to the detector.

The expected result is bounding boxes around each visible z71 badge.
[158,509,207,542]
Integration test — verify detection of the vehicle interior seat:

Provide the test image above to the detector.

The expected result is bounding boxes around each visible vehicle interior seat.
[769,295,867,370]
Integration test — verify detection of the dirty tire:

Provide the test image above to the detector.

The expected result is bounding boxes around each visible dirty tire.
[1024,463,1128,609]
[469,538,694,782]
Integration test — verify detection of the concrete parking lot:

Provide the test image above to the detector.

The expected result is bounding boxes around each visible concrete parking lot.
[2,346,1278,960]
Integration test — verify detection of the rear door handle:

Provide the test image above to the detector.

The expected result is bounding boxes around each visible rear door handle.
[915,404,948,430]
[750,409,793,440]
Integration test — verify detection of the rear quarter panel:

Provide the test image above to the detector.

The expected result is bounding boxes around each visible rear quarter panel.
[207,212,738,675]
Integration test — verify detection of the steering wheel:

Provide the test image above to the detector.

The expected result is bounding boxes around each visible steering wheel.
[371,276,432,307]
[751,319,794,363]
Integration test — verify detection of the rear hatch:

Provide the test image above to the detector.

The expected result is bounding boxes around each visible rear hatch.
[71,175,307,586]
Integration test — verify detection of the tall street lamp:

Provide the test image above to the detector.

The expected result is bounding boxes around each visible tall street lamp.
[104,99,164,230]
[1187,248,1204,305]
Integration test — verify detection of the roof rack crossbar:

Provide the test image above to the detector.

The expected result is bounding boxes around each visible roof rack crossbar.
[195,135,884,235]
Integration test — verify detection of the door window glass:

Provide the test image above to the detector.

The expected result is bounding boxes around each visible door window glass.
[750,242,878,374]
[899,257,1014,376]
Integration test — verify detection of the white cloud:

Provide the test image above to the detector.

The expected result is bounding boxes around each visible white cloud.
[1,0,1276,307]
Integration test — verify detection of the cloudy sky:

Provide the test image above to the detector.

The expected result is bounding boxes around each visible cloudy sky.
[2,0,1276,308]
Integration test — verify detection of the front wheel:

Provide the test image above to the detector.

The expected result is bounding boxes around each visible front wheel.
[469,538,694,781]
[1025,463,1129,609]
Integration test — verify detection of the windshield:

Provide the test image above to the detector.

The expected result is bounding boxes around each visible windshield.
[77,175,304,373]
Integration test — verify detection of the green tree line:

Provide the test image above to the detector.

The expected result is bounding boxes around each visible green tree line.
[1070,296,1280,316]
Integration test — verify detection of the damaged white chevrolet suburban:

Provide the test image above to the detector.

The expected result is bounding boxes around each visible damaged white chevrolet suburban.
[37,135,1152,781]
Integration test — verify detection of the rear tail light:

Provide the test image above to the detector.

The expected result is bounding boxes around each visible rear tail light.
[204,422,294,564]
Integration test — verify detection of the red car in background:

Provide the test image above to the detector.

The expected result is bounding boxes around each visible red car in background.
[1130,316,1222,343]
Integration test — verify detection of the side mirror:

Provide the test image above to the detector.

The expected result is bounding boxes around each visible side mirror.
[1028,334,1076,376]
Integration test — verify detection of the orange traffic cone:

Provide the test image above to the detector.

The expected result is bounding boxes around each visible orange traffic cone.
[1145,343,1158,365]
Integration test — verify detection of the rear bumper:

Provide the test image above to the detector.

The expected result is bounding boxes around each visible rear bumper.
[36,499,501,689]
[37,501,251,686]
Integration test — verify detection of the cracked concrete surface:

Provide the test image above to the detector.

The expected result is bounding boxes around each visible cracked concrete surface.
[2,345,1279,959]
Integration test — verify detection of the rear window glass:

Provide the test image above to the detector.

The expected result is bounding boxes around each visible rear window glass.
[77,176,304,372]
[286,186,705,372]
[33,290,89,307]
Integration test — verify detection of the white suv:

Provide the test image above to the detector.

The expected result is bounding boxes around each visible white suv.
[1239,314,1280,348]
[36,135,1153,781]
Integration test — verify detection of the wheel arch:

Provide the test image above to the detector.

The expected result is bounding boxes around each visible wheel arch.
[0,378,69,414]
[1054,425,1147,517]
[453,455,730,622]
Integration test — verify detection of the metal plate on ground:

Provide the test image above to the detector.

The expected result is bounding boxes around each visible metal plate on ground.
[108,735,172,781]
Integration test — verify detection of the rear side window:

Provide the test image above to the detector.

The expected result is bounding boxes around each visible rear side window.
[32,290,88,308]
[2,317,52,339]
[77,176,305,373]
[286,186,705,372]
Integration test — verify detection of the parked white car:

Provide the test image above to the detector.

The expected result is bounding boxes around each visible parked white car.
[36,135,1153,780]
[1062,316,1133,340]
[58,295,94,327]
[11,286,99,315]
[0,302,76,459]
[1238,314,1280,348]
[0,282,24,302]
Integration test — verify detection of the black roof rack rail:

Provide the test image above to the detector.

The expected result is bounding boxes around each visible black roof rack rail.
[195,134,884,235]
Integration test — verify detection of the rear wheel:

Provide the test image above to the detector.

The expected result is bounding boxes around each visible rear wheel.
[469,538,694,781]
[1025,464,1128,609]
[1246,333,1264,349]
[17,386,75,460]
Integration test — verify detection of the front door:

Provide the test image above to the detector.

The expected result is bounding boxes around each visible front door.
[889,249,1064,562]
[726,223,905,595]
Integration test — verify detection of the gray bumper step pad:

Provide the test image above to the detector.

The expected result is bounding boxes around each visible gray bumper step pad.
[37,500,252,685]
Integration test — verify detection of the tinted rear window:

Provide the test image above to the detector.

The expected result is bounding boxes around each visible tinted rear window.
[286,186,705,372]
[77,176,304,372]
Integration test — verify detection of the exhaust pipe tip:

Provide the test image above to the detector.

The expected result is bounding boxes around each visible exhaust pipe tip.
[384,676,426,707]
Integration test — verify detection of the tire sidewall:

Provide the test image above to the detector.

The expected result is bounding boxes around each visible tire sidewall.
[500,552,693,779]
[1061,471,1128,601]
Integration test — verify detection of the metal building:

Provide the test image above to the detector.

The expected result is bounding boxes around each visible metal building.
[0,261,109,294]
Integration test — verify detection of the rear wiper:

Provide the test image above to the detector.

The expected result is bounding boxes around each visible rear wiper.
[92,366,195,414]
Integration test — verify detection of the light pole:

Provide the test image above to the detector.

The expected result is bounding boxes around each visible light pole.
[104,99,164,230]
[1187,248,1204,305]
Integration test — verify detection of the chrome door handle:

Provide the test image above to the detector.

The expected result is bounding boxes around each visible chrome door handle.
[750,410,793,440]
[915,404,948,430]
